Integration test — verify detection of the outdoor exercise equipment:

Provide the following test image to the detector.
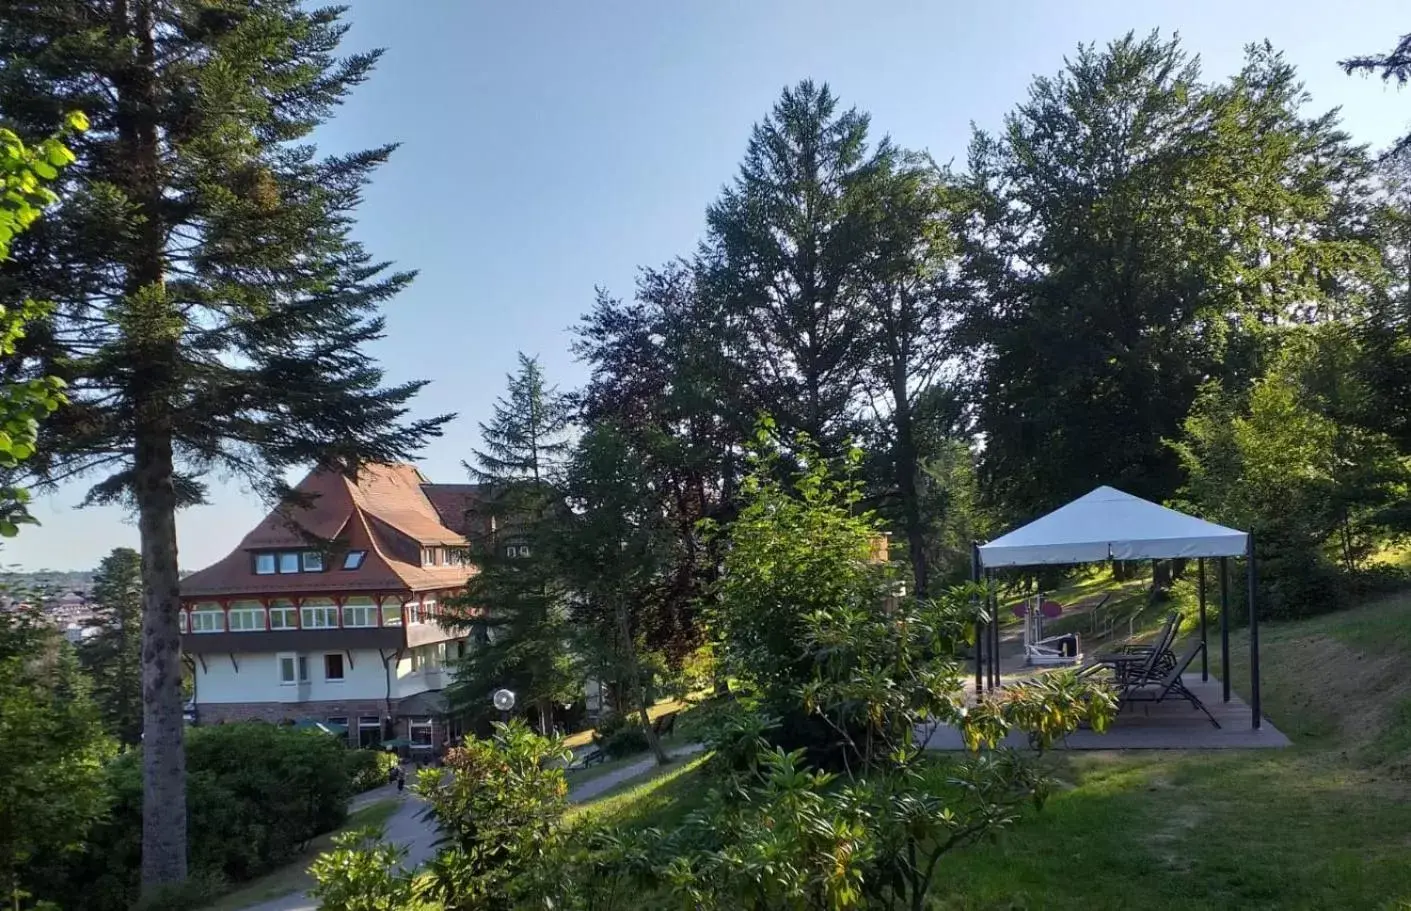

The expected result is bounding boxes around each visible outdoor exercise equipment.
[1014,594,1082,666]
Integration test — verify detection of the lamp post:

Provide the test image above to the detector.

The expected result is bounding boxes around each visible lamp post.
[492,688,516,726]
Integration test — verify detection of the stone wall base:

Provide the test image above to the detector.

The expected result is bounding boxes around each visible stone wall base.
[196,697,452,751]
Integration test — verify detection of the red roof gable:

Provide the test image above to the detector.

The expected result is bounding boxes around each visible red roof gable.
[181,464,480,599]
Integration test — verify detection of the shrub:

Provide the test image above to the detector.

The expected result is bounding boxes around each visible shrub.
[595,723,649,758]
[413,720,571,909]
[32,723,352,911]
[346,748,399,792]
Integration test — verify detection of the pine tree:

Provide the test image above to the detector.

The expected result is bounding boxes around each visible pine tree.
[0,2,450,889]
[468,352,572,486]
[78,547,143,745]
[450,354,576,733]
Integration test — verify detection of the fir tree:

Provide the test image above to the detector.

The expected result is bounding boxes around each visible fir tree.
[0,2,450,889]
[450,353,576,733]
[78,547,143,745]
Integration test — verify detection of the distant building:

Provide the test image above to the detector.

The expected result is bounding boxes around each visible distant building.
[179,464,485,751]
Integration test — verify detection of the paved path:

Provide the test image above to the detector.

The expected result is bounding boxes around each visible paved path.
[241,790,435,911]
[567,742,705,804]
[241,746,704,911]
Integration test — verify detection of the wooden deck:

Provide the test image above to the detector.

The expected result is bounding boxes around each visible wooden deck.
[921,676,1291,750]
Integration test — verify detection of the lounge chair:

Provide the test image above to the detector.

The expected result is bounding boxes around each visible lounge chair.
[1119,641,1219,728]
[1078,611,1179,684]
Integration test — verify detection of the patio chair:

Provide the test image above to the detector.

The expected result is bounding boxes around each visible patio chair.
[1119,640,1220,728]
[1078,611,1180,684]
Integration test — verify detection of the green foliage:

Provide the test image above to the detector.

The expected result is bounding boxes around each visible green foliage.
[1172,325,1411,617]
[413,720,571,910]
[0,122,77,535]
[309,828,434,911]
[0,608,113,911]
[77,547,143,744]
[449,354,578,731]
[32,723,351,911]
[706,424,894,713]
[961,31,1377,525]
[345,749,400,793]
[592,717,650,759]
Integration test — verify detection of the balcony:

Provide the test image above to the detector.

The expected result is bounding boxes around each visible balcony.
[183,626,404,655]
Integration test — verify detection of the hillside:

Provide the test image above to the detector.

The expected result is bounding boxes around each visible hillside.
[600,591,1411,910]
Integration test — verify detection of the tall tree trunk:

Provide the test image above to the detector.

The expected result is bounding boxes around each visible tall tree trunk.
[891,370,929,598]
[619,600,668,765]
[115,0,187,890]
[136,430,186,890]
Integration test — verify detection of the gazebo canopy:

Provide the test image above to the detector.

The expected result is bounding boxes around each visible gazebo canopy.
[977,486,1247,568]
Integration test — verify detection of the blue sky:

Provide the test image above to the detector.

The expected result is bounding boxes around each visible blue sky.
[7,0,1408,572]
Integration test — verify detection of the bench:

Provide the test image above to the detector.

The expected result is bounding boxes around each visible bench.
[569,745,608,770]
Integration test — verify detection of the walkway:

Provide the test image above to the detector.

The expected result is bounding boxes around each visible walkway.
[241,789,435,911]
[241,745,705,911]
[567,742,705,803]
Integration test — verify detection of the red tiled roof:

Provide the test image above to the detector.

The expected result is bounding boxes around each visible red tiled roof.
[420,483,489,537]
[181,464,480,599]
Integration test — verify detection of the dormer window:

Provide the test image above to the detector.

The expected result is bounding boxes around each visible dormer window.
[252,550,329,575]
[343,550,367,570]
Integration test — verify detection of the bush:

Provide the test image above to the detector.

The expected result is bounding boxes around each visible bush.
[32,723,352,911]
[590,711,653,758]
[346,748,399,792]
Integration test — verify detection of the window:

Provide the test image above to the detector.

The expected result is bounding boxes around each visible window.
[301,604,338,629]
[328,716,348,727]
[456,639,467,659]
[269,603,297,629]
[358,715,381,749]
[302,551,324,572]
[254,553,276,575]
[190,610,224,633]
[278,552,300,574]
[505,544,530,558]
[278,652,306,685]
[343,550,367,570]
[178,612,188,633]
[324,653,344,682]
[227,607,265,631]
[381,602,403,627]
[342,604,375,628]
[409,649,423,673]
[408,717,434,747]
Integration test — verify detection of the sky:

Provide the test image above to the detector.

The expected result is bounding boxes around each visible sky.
[6,0,1409,573]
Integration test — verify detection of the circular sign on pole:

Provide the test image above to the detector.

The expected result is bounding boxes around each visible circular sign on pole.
[492,688,516,712]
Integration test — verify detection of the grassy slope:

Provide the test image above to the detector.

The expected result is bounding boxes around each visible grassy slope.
[601,591,1411,910]
[935,590,1411,911]
[198,798,401,911]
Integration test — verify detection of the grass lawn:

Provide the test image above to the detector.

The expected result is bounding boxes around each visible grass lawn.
[596,590,1411,910]
[197,798,400,911]
[566,753,712,825]
[561,697,690,750]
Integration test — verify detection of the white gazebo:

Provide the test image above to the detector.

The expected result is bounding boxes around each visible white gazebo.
[972,486,1263,729]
